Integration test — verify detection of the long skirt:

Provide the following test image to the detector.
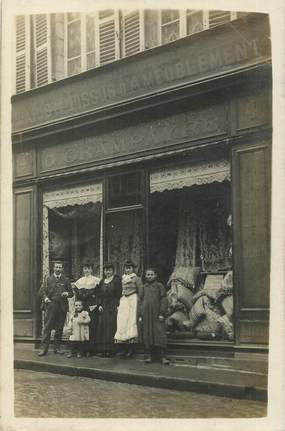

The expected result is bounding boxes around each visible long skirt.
[114,294,138,343]
[88,308,98,352]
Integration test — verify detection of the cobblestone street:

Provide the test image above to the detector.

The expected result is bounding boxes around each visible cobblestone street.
[15,369,267,418]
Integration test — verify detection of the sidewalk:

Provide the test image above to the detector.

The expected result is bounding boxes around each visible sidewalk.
[14,345,267,402]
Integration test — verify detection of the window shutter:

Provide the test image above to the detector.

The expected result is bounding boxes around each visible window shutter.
[122,10,144,57]
[98,10,120,65]
[208,10,231,28]
[32,14,51,87]
[15,15,30,94]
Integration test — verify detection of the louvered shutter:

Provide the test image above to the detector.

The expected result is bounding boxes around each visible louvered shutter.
[98,10,120,65]
[208,10,231,28]
[33,14,51,87]
[15,15,30,94]
[122,10,144,57]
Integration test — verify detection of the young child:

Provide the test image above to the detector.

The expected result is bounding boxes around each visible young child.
[66,300,91,358]
[114,260,142,358]
[138,268,170,365]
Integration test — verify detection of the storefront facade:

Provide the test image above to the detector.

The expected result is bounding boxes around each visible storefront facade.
[13,13,271,353]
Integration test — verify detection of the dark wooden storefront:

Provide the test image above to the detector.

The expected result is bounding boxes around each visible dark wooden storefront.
[12,13,271,351]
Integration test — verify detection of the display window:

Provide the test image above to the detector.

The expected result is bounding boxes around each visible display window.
[149,159,234,342]
[42,182,103,281]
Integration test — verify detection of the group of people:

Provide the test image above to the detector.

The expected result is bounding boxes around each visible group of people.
[38,259,170,364]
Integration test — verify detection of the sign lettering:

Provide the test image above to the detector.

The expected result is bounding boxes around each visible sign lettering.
[12,16,270,133]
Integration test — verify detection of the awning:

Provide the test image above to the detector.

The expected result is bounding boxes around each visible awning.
[150,159,230,193]
[43,182,103,208]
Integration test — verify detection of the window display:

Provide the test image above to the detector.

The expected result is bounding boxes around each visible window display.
[149,161,233,341]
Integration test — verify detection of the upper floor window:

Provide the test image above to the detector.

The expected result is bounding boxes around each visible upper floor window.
[64,9,144,77]
[66,13,82,76]
[160,10,180,43]
[15,14,51,93]
[14,10,241,93]
[159,9,237,44]
[15,15,31,93]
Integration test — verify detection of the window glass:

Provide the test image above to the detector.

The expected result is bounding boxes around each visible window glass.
[149,181,233,342]
[86,14,95,52]
[67,57,81,76]
[87,52,96,70]
[161,21,180,43]
[108,172,142,208]
[186,10,204,35]
[161,9,179,24]
[67,13,80,22]
[67,19,81,58]
[106,211,143,275]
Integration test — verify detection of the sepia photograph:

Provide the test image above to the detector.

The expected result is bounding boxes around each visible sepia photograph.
[0,0,284,429]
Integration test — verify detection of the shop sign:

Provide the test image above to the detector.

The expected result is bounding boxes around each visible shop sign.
[12,15,270,133]
[39,103,227,173]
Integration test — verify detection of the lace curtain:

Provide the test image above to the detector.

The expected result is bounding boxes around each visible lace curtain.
[198,200,231,271]
[174,198,196,269]
[107,211,143,276]
[150,160,230,193]
[170,186,231,278]
[49,202,101,219]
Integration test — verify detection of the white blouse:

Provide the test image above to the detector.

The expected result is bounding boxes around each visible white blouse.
[74,275,100,290]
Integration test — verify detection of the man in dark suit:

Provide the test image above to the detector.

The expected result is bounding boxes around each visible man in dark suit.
[38,262,73,356]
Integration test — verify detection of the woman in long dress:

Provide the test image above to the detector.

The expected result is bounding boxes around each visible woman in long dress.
[73,260,100,355]
[95,262,122,357]
[114,260,142,358]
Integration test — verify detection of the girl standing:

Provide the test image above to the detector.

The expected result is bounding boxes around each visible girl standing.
[73,260,100,355]
[114,260,142,358]
[66,300,91,358]
[138,268,170,364]
[95,262,122,357]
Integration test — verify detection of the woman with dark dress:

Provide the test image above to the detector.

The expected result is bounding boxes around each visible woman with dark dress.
[138,267,170,364]
[95,262,122,357]
[73,260,100,356]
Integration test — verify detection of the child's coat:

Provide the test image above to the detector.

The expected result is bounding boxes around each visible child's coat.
[69,310,91,341]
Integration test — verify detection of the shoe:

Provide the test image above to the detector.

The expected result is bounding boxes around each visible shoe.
[161,357,170,365]
[66,353,74,358]
[126,348,135,359]
[54,349,64,355]
[144,356,152,364]
[38,350,47,357]
[117,352,126,359]
[76,353,82,358]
